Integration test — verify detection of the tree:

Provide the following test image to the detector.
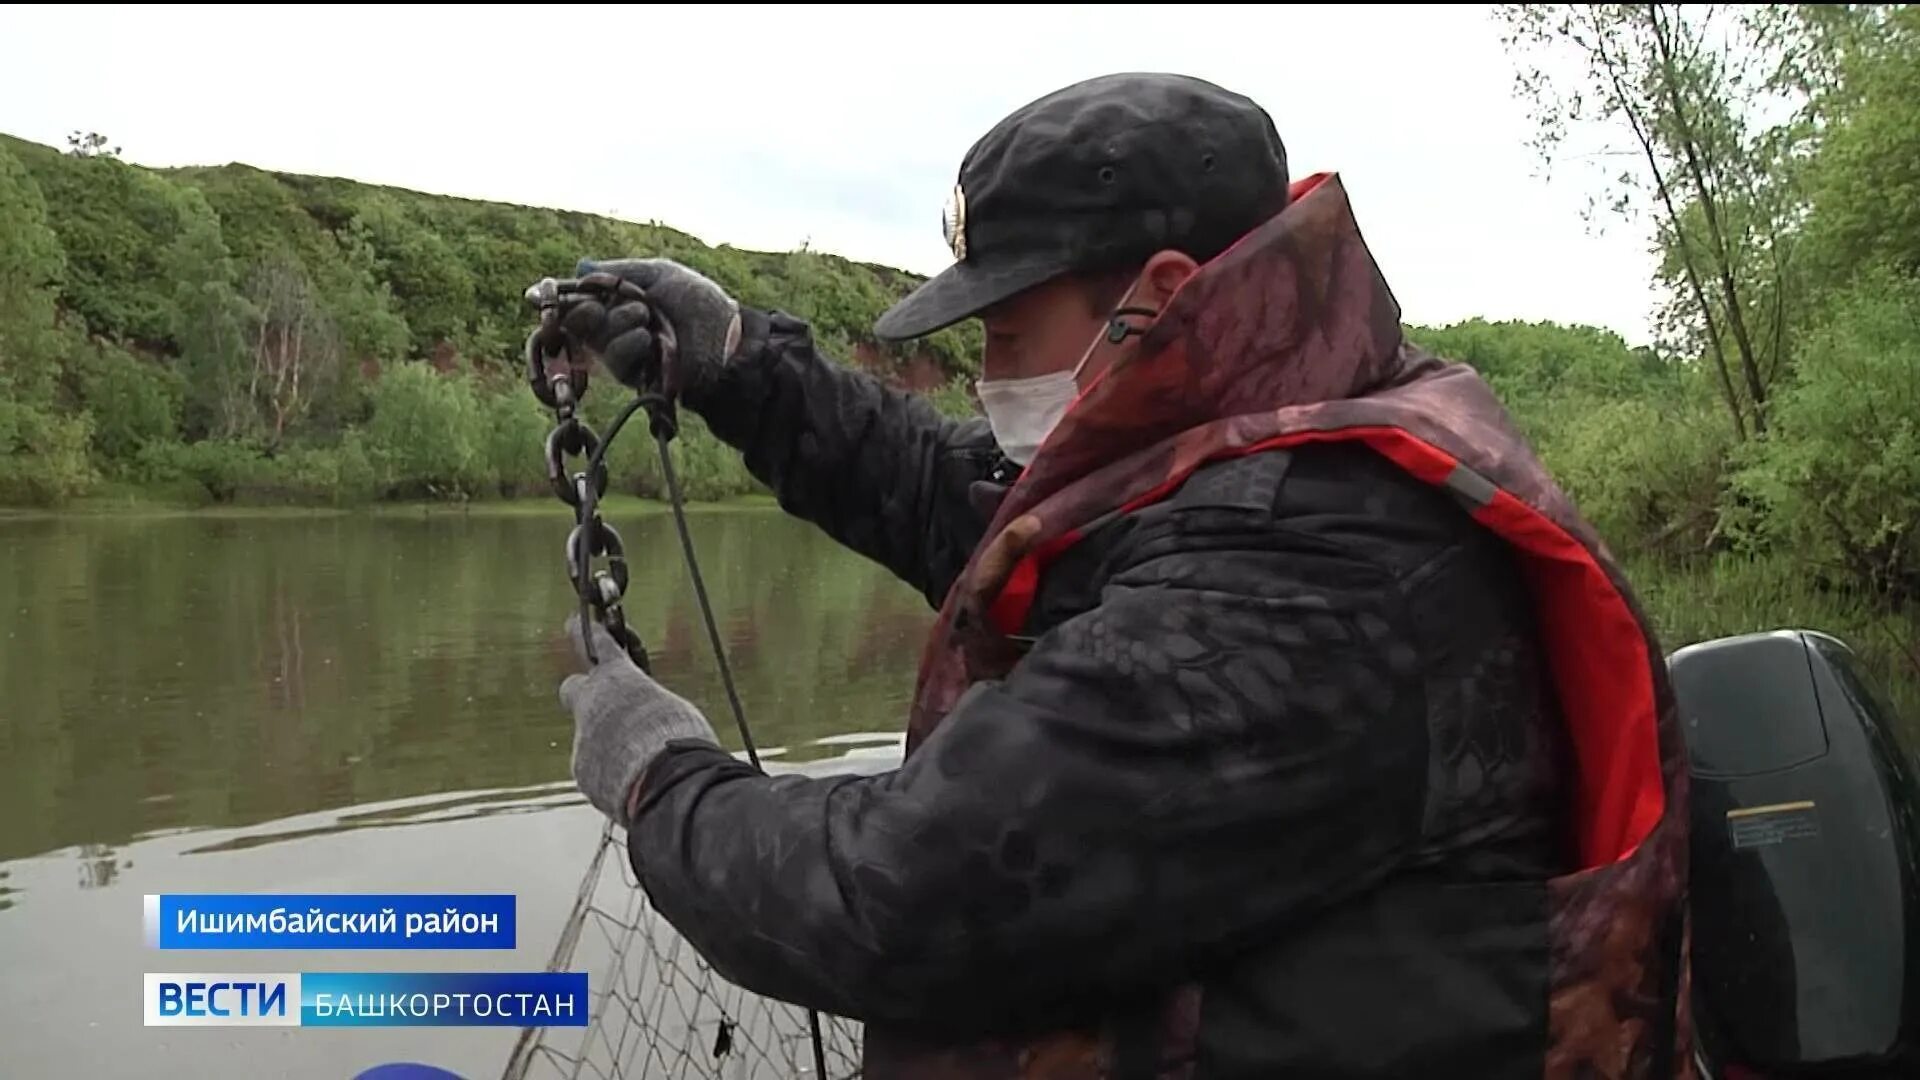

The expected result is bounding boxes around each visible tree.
[1498,3,1805,441]
[166,189,252,439]
[1796,5,1920,294]
[65,131,120,159]
[244,258,340,448]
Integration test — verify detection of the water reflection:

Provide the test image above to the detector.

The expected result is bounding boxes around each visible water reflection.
[0,503,932,865]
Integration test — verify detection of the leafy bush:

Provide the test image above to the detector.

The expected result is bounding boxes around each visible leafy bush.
[665,414,762,502]
[1797,5,1920,294]
[128,433,383,505]
[1409,317,1666,412]
[251,435,381,505]
[0,401,95,505]
[133,439,265,502]
[329,431,380,502]
[611,408,760,503]
[476,383,553,497]
[1535,383,1733,558]
[1728,269,1920,602]
[71,338,183,467]
[362,362,485,497]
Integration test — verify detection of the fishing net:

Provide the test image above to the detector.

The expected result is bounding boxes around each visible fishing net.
[501,820,864,1080]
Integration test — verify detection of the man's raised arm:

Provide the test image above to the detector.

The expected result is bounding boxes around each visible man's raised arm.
[685,307,993,608]
[559,258,994,608]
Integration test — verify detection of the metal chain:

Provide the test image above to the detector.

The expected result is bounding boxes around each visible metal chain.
[525,286,649,671]
[521,277,828,1079]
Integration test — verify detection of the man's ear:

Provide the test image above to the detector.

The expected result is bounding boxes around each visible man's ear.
[1140,249,1200,308]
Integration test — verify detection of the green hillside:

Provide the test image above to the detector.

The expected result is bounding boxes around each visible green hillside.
[0,131,978,507]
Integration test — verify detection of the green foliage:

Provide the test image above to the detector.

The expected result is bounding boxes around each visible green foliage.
[0,401,94,505]
[129,434,383,506]
[256,434,381,505]
[362,362,485,497]
[346,194,476,357]
[0,141,66,405]
[757,247,899,360]
[174,164,412,367]
[15,141,196,345]
[70,337,183,466]
[329,219,413,363]
[1728,269,1920,602]
[567,392,761,504]
[476,383,553,497]
[1799,5,1920,293]
[636,412,761,503]
[0,132,980,511]
[165,188,251,439]
[132,439,265,502]
[1408,317,1669,408]
[925,373,980,421]
[237,255,346,447]
[1498,4,1807,441]
[1487,3,1920,712]
[1536,382,1732,558]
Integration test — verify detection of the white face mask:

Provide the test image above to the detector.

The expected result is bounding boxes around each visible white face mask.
[976,369,1082,467]
[975,278,1148,467]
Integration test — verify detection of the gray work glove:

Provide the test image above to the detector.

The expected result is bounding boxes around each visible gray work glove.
[560,614,720,828]
[558,258,743,401]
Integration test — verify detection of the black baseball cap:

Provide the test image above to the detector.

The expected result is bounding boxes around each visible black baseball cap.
[873,72,1291,342]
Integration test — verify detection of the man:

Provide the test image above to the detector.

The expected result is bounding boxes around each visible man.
[553,73,1692,1078]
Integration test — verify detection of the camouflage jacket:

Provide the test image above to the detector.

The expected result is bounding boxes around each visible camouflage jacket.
[629,174,1691,1079]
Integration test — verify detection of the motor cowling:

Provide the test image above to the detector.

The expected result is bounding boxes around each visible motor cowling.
[1675,629,1920,1077]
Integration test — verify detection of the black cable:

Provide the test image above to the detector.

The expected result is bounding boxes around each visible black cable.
[649,422,763,771]
[601,393,820,1074]
[589,397,646,484]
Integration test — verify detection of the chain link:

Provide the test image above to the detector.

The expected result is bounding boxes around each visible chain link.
[526,301,649,672]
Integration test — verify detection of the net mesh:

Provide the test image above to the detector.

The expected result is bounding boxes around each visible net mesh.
[502,822,864,1080]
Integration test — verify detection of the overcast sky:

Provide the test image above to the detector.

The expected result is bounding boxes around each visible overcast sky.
[0,4,1660,344]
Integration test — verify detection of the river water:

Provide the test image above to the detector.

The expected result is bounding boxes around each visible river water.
[0,504,927,1080]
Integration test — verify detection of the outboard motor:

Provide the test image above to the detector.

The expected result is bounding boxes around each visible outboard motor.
[1675,629,1920,1077]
